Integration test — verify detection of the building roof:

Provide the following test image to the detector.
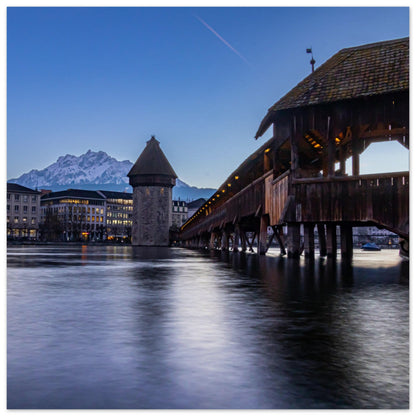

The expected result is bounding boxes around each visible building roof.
[41,189,105,200]
[255,37,409,138]
[97,190,132,199]
[127,136,178,178]
[187,198,206,209]
[7,183,40,194]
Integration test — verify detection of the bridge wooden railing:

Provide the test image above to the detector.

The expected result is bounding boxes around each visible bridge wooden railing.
[265,170,290,225]
[181,171,270,239]
[181,170,409,240]
[292,171,409,237]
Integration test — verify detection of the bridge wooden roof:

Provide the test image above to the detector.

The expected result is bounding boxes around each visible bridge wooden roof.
[255,37,409,139]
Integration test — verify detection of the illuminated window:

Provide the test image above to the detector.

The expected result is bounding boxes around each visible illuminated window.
[31,218,36,224]
[22,217,27,222]
[14,217,18,223]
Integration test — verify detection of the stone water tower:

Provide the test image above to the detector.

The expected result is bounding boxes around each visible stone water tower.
[128,136,177,246]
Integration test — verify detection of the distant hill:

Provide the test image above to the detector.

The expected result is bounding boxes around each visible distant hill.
[8,150,216,201]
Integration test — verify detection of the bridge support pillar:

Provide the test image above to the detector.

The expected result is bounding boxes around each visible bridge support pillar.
[326,223,337,258]
[274,226,286,256]
[232,227,240,252]
[304,223,315,258]
[287,223,301,258]
[239,226,247,252]
[258,215,269,255]
[317,223,327,256]
[221,230,229,251]
[340,224,353,260]
[209,232,216,250]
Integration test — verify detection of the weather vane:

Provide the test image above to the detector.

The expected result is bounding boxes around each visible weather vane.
[306,47,315,73]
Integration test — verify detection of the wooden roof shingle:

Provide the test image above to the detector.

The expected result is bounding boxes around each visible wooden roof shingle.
[255,37,409,138]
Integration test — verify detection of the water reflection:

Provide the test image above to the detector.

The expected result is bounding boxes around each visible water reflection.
[7,246,408,409]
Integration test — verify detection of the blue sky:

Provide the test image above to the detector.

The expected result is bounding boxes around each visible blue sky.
[7,6,409,188]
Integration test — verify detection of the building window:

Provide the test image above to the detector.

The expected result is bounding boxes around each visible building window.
[7,204,10,211]
[22,217,27,223]
[32,206,36,213]
[23,195,28,202]
[31,218,36,225]
[7,193,10,200]
[32,196,37,202]
[23,206,28,213]
[15,194,19,201]
[14,205,19,212]
[7,216,10,223]
[14,217,18,223]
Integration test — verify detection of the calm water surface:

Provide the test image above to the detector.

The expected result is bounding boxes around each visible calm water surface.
[7,245,409,409]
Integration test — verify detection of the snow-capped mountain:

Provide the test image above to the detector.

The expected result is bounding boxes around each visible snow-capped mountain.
[8,150,216,201]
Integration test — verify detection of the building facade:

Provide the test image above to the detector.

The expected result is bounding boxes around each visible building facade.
[7,183,41,239]
[171,200,188,228]
[97,190,133,242]
[40,189,106,241]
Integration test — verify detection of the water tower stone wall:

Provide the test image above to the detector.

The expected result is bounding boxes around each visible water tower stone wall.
[127,136,177,246]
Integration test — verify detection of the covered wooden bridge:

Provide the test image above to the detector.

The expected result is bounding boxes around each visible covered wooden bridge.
[180,37,409,259]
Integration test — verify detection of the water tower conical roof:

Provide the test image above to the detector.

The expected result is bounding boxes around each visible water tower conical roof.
[128,136,177,187]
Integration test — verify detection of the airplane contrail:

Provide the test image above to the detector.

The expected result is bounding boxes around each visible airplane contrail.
[194,15,251,66]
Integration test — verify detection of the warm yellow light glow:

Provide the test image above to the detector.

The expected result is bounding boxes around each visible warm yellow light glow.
[227,183,231,187]
[222,189,225,193]
[234,175,239,180]
[216,194,220,197]
[264,148,271,153]
[314,144,321,148]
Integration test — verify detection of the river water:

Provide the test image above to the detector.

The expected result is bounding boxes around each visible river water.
[7,245,409,409]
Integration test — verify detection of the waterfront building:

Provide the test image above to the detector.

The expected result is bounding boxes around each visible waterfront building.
[97,190,133,242]
[171,200,188,228]
[7,183,41,240]
[40,189,106,241]
[128,136,177,246]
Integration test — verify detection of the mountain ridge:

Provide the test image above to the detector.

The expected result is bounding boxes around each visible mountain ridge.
[8,150,216,201]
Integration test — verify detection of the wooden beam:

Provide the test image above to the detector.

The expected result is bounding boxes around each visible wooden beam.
[317,223,327,256]
[258,215,269,255]
[290,113,301,179]
[287,223,301,258]
[340,223,353,260]
[327,115,336,177]
[326,223,337,258]
[304,223,315,257]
